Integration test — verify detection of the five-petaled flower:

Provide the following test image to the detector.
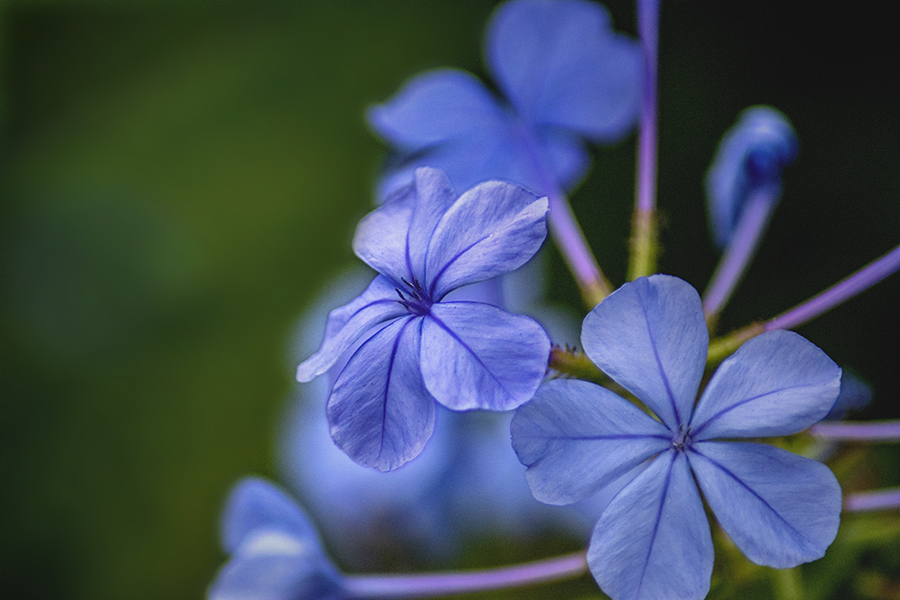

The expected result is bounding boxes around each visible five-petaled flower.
[368,0,641,200]
[297,167,551,471]
[511,274,842,600]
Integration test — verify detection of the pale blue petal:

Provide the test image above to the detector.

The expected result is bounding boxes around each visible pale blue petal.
[352,187,415,283]
[511,379,671,505]
[424,182,548,298]
[706,106,797,248]
[221,478,317,554]
[689,442,842,568]
[296,276,406,382]
[582,275,707,430]
[367,68,506,149]
[208,528,344,600]
[690,330,841,440]
[420,302,549,411]
[487,0,641,140]
[327,317,435,471]
[374,115,589,202]
[404,168,457,283]
[588,451,713,600]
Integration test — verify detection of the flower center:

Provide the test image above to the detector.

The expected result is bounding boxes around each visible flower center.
[395,277,433,317]
[672,425,693,452]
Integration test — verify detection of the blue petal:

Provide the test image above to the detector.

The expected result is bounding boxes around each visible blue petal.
[296,276,406,382]
[690,330,841,440]
[511,379,671,505]
[367,68,506,149]
[706,106,798,248]
[420,301,549,411]
[208,528,344,600]
[487,0,641,140]
[588,451,713,600]
[582,275,707,430]
[689,441,842,568]
[352,186,416,284]
[327,316,435,471]
[404,168,457,283]
[220,478,319,554]
[424,181,548,298]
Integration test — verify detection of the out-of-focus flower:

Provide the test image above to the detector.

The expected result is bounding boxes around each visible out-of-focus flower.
[368,0,641,199]
[296,167,550,471]
[208,477,346,600]
[512,275,842,600]
[706,106,798,249]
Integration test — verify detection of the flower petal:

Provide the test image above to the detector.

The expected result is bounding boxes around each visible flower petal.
[404,168,457,283]
[296,276,406,382]
[420,302,549,411]
[487,0,641,140]
[424,182,548,298]
[511,379,671,505]
[689,441,842,568]
[582,275,707,430]
[221,478,318,554]
[327,317,435,471]
[352,187,416,284]
[208,528,344,600]
[588,451,713,600]
[690,330,841,440]
[367,68,506,149]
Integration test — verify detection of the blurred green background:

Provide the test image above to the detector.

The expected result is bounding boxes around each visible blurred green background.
[1,1,898,599]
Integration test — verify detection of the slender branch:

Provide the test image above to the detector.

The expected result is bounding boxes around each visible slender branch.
[343,551,589,599]
[810,420,900,442]
[703,188,777,318]
[628,0,661,281]
[844,488,900,513]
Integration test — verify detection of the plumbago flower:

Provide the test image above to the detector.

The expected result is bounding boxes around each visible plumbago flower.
[297,167,551,471]
[512,275,843,600]
[369,0,641,199]
[208,477,346,600]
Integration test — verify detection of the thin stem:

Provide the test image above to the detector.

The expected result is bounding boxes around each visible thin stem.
[548,346,606,384]
[703,188,777,318]
[707,242,900,365]
[810,420,900,442]
[628,0,661,280]
[844,487,900,513]
[766,242,900,332]
[343,551,588,599]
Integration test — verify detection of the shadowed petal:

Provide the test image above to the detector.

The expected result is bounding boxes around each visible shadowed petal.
[690,442,841,568]
[296,276,406,382]
[589,451,713,600]
[690,330,841,440]
[367,69,506,149]
[327,317,435,472]
[582,275,707,430]
[421,302,549,411]
[425,182,548,298]
[487,0,641,140]
[221,478,318,554]
[208,529,344,600]
[353,187,416,283]
[511,379,671,505]
[405,168,457,282]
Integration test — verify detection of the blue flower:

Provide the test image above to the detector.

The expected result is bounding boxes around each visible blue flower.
[511,275,843,600]
[208,477,346,600]
[368,0,641,199]
[706,106,798,249]
[297,167,551,471]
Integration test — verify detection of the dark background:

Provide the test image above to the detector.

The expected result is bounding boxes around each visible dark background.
[2,1,898,599]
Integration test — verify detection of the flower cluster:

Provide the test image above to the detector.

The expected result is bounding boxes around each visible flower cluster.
[208,1,900,600]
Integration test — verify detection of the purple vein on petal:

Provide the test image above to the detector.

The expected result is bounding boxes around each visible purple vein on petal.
[638,288,682,428]
[689,447,811,543]
[425,311,514,399]
[690,383,818,440]
[635,450,676,599]
[377,316,417,461]
[427,236,490,299]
